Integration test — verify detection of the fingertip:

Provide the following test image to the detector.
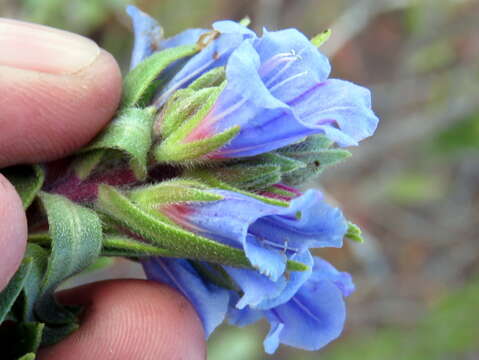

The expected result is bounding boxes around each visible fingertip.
[0,174,27,291]
[0,48,122,167]
[38,280,206,360]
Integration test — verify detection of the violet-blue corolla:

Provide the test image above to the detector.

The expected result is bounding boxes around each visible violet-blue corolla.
[140,187,350,349]
[229,257,355,353]
[155,189,347,284]
[128,6,379,161]
[142,253,354,354]
[185,32,379,158]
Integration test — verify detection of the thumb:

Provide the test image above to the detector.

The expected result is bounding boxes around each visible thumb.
[0,18,122,167]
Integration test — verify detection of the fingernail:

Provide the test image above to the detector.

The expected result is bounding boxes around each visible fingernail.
[0,18,100,74]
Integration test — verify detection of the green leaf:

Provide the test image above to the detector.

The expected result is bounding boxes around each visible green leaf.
[209,164,282,191]
[122,44,199,108]
[311,29,332,48]
[239,16,251,27]
[78,107,156,180]
[128,179,223,207]
[162,84,223,144]
[82,257,115,273]
[346,222,364,243]
[21,244,49,322]
[187,67,225,91]
[18,354,36,360]
[189,170,290,208]
[155,125,240,163]
[252,153,306,174]
[214,152,306,190]
[159,87,220,138]
[278,135,351,185]
[72,150,105,180]
[36,192,102,324]
[2,165,45,209]
[102,234,182,257]
[0,258,32,323]
[154,82,235,163]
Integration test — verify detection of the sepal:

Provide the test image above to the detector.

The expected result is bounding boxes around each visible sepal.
[153,76,243,163]
[203,163,282,191]
[346,222,364,243]
[122,44,199,108]
[129,179,223,209]
[311,29,332,48]
[75,107,156,180]
[277,135,351,185]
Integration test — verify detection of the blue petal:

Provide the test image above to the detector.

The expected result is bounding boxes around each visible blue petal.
[312,257,355,297]
[227,295,263,326]
[213,20,256,37]
[256,251,313,310]
[244,235,286,281]
[208,41,307,157]
[183,190,282,248]
[224,266,287,309]
[289,79,379,146]
[155,26,255,107]
[254,28,331,103]
[142,258,230,337]
[263,257,352,352]
[161,28,208,49]
[264,321,284,354]
[126,5,163,69]
[264,281,345,352]
[248,190,348,253]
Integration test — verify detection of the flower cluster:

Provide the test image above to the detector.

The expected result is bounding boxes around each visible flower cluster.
[121,6,378,354]
[142,189,353,353]
[0,6,378,357]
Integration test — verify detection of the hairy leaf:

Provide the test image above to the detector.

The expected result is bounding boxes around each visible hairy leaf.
[0,258,32,323]
[36,192,102,324]
[78,107,156,179]
[122,44,199,108]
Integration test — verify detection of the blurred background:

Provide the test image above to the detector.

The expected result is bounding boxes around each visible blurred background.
[2,0,478,358]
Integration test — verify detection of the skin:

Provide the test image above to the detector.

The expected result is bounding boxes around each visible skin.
[0,18,206,359]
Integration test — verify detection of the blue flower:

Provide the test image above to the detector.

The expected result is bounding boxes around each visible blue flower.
[229,257,355,354]
[182,29,379,158]
[142,257,230,337]
[142,254,354,354]
[158,189,347,283]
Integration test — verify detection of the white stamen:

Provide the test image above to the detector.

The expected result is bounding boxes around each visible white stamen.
[268,71,308,93]
[262,47,307,88]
